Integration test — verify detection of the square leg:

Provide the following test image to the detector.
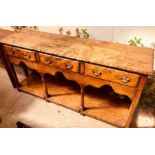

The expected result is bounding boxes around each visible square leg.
[40,73,50,102]
[125,76,148,128]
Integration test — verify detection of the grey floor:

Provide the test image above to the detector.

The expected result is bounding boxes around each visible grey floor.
[0,62,155,128]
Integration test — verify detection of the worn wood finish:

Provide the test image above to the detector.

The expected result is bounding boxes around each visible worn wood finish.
[0,30,153,75]
[39,53,79,73]
[4,45,36,62]
[0,29,14,39]
[85,63,140,87]
[8,56,137,100]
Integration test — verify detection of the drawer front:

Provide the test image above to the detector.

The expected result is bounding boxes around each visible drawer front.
[4,45,36,62]
[39,53,79,73]
[85,64,140,87]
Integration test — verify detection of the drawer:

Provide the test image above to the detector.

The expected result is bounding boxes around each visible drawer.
[4,45,36,62]
[85,63,140,87]
[39,53,79,73]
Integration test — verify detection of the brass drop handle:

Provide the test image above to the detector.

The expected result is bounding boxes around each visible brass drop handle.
[24,54,31,59]
[92,69,102,76]
[120,76,130,83]
[66,63,73,69]
[45,58,52,64]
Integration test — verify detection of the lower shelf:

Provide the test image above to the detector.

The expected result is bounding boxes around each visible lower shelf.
[18,72,131,127]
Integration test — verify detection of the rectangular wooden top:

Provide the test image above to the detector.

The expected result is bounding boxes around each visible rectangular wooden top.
[0,29,154,75]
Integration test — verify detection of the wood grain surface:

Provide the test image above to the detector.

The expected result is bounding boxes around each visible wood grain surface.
[0,29,154,75]
[39,53,80,73]
[85,63,140,87]
[4,45,36,62]
[0,29,14,40]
